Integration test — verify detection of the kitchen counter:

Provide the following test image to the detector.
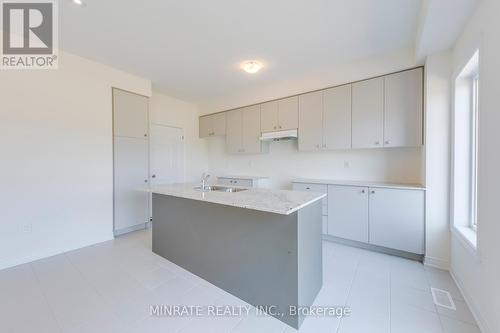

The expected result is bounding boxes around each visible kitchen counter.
[151,182,323,328]
[150,183,326,215]
[292,178,426,190]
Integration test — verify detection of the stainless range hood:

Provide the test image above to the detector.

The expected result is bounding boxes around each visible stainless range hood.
[259,129,298,141]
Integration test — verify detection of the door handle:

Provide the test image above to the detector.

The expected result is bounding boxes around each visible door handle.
[152,174,156,178]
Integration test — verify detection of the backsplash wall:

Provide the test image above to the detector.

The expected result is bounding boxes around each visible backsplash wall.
[206,137,423,189]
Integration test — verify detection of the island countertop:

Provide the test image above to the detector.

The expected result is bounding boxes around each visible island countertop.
[150,183,326,215]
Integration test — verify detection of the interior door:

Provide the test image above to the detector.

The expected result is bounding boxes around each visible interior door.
[113,137,149,232]
[384,68,423,147]
[225,109,243,154]
[352,77,384,149]
[369,188,425,254]
[150,124,184,186]
[323,85,352,150]
[327,185,369,242]
[298,91,323,151]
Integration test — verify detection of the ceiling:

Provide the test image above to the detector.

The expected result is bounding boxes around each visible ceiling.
[59,0,476,104]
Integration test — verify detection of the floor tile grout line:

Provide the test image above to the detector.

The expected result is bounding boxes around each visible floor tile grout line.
[28,262,64,333]
[335,250,362,333]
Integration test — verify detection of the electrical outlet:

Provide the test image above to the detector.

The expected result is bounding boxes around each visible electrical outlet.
[21,223,32,233]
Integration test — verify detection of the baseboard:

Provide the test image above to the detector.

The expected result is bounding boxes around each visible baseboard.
[0,233,114,271]
[322,234,424,262]
[114,222,149,237]
[450,268,491,333]
[424,255,450,270]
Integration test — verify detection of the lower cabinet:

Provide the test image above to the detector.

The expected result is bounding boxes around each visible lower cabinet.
[293,181,425,255]
[368,188,425,254]
[327,185,369,243]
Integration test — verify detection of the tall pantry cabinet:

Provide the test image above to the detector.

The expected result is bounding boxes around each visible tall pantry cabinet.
[113,88,150,235]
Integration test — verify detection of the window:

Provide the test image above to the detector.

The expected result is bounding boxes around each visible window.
[453,50,479,243]
[470,75,479,230]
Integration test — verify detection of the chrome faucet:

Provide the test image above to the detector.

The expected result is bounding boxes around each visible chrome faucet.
[201,173,210,191]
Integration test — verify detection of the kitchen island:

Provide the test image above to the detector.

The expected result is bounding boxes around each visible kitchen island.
[151,183,325,329]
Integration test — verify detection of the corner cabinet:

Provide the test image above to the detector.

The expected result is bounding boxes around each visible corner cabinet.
[226,105,267,154]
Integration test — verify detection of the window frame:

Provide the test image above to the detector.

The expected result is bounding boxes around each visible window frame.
[470,75,479,231]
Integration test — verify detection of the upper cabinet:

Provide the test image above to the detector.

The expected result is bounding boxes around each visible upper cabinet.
[199,112,226,138]
[226,105,267,154]
[200,67,423,152]
[298,85,351,151]
[384,68,423,147]
[351,77,385,149]
[113,89,149,139]
[298,91,324,151]
[351,68,423,149]
[260,96,298,132]
[323,85,352,150]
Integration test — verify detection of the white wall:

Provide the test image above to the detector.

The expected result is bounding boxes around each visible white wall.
[200,48,417,114]
[450,0,500,332]
[423,51,452,269]
[149,91,208,182]
[0,50,152,270]
[206,138,423,189]
[201,50,423,189]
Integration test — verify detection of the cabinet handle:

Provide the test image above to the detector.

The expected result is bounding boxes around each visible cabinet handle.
[274,126,277,129]
[144,134,148,137]
[371,190,375,194]
[361,189,366,194]
[322,144,326,148]
[279,125,282,129]
[144,179,148,183]
[374,141,380,145]
[152,174,156,178]
[306,187,311,190]
[315,144,320,148]
[385,140,390,145]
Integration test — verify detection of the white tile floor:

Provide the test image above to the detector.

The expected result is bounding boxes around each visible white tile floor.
[0,229,481,333]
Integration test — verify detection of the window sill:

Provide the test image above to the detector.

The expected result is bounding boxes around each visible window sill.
[452,225,477,254]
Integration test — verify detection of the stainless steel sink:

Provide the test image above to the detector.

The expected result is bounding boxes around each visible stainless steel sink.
[194,185,247,193]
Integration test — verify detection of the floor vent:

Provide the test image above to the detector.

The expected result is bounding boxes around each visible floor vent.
[431,287,456,310]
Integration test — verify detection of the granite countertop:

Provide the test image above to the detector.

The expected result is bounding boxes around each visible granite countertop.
[150,183,325,215]
[292,178,426,190]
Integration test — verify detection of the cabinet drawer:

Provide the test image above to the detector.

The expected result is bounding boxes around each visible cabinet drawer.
[322,216,328,235]
[292,182,328,205]
[218,178,253,187]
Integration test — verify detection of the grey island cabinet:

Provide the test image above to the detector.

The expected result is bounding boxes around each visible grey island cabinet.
[150,183,325,329]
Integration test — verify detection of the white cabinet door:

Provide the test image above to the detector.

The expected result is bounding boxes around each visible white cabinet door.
[278,96,298,130]
[150,125,184,185]
[369,188,425,254]
[211,112,227,136]
[260,101,279,132]
[352,77,384,149]
[384,68,423,147]
[327,185,369,242]
[226,109,243,154]
[113,89,149,139]
[113,137,149,231]
[323,85,352,150]
[241,105,262,154]
[199,115,211,138]
[298,91,323,151]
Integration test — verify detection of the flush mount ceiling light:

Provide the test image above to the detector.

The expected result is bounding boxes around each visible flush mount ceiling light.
[73,0,83,5]
[241,60,263,74]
